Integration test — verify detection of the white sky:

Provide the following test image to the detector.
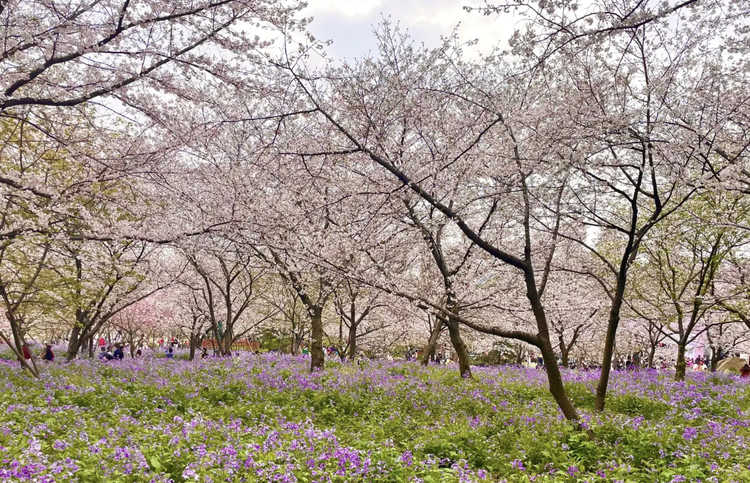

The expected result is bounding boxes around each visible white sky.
[303,0,521,60]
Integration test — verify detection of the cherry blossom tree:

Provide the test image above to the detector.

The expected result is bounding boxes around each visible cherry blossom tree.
[473,0,750,409]
[0,233,50,375]
[267,0,748,416]
[258,246,336,370]
[181,235,275,356]
[468,0,712,66]
[0,3,318,332]
[261,281,310,355]
[274,25,584,420]
[1,0,310,246]
[331,278,389,361]
[705,321,750,371]
[619,313,670,369]
[0,0,307,114]
[624,196,749,379]
[110,296,173,357]
[51,239,175,360]
[397,198,510,378]
[712,249,750,332]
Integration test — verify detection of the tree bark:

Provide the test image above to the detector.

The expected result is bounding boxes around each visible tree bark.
[525,270,579,422]
[3,317,38,377]
[347,322,358,360]
[675,342,687,381]
[710,347,721,372]
[66,326,82,361]
[595,277,626,412]
[80,334,90,357]
[420,319,443,366]
[647,344,656,369]
[514,344,525,365]
[220,330,233,356]
[558,332,569,368]
[446,316,472,378]
[540,335,578,422]
[310,307,324,371]
[291,332,302,355]
[188,336,197,361]
[561,348,569,368]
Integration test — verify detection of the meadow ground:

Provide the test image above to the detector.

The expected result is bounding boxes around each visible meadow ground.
[1,353,749,482]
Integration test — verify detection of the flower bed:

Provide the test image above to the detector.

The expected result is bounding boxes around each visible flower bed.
[0,354,749,481]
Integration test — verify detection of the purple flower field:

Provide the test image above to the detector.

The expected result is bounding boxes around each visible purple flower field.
[0,353,749,481]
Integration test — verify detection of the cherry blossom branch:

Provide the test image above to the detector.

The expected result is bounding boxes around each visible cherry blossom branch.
[286,68,529,272]
[2,12,238,110]
[468,0,701,66]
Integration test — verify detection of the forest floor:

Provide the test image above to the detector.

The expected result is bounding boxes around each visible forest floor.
[0,352,749,482]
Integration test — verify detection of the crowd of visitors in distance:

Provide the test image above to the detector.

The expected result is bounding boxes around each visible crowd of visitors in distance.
[6,338,750,379]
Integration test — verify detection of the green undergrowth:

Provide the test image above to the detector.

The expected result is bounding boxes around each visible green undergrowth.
[1,357,749,482]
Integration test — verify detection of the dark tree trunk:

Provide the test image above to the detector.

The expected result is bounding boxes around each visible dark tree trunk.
[338,317,344,349]
[561,348,569,368]
[446,316,471,378]
[80,334,89,357]
[347,323,358,360]
[66,326,82,361]
[188,336,197,361]
[595,276,626,412]
[558,332,569,368]
[218,327,234,356]
[710,347,721,372]
[540,334,578,422]
[291,333,302,355]
[514,345,525,366]
[420,319,443,366]
[310,308,324,371]
[4,316,38,377]
[675,342,687,381]
[525,270,579,423]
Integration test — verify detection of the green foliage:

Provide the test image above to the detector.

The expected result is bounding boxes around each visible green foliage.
[2,358,750,482]
[257,327,291,352]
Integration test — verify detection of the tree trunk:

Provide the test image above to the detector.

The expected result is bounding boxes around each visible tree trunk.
[525,270,579,423]
[420,319,443,366]
[80,334,90,357]
[675,342,687,381]
[310,308,324,371]
[220,331,233,356]
[87,336,94,358]
[188,336,197,361]
[66,326,82,361]
[4,318,38,377]
[291,333,302,355]
[561,348,569,368]
[446,316,471,378]
[647,344,656,369]
[710,347,721,372]
[540,335,578,422]
[558,332,569,368]
[594,279,626,412]
[347,322,358,360]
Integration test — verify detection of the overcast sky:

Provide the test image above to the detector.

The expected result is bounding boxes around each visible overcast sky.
[303,0,520,60]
